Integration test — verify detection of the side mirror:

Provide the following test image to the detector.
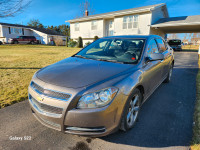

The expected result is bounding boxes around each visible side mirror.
[146,53,164,62]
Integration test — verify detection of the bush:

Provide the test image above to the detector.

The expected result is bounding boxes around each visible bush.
[77,37,83,48]
[68,40,77,47]
[84,41,91,47]
[94,36,99,41]
[66,37,69,47]
[53,36,64,46]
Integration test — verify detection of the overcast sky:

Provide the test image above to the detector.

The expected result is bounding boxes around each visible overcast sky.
[1,0,200,27]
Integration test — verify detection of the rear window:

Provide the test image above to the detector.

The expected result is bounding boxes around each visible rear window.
[168,40,181,45]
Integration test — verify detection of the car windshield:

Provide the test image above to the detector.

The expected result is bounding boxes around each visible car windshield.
[168,40,181,45]
[75,38,145,64]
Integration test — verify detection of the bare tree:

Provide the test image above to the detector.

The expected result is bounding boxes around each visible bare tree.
[168,33,179,39]
[0,0,32,18]
[76,0,95,18]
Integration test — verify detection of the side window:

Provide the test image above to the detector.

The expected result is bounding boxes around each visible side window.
[147,39,159,57]
[156,38,167,53]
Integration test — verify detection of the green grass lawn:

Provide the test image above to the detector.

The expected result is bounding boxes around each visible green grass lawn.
[0,45,80,108]
[182,45,199,52]
[191,58,200,150]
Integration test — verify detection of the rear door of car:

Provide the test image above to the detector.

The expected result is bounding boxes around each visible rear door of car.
[142,38,163,96]
[155,38,171,79]
[17,36,23,44]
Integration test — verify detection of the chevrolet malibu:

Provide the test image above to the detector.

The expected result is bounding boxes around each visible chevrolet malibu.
[28,35,174,137]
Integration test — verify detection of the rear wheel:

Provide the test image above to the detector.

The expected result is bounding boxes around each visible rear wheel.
[120,88,142,131]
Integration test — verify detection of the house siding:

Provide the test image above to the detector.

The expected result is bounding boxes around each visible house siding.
[151,7,165,24]
[70,13,152,45]
[150,7,166,38]
[71,19,104,39]
[0,24,66,45]
[1,26,33,43]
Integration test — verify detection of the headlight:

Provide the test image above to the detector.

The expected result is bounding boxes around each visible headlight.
[77,87,118,109]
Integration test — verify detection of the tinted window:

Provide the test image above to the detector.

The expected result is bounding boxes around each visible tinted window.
[30,36,35,39]
[168,40,181,45]
[147,39,159,57]
[156,38,166,53]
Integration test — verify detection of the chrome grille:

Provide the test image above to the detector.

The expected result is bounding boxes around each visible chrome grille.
[30,82,71,101]
[29,95,63,115]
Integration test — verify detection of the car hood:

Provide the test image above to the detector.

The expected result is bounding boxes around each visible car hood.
[36,57,134,88]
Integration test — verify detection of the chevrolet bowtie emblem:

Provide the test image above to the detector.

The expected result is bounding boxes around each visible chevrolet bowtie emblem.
[37,96,44,102]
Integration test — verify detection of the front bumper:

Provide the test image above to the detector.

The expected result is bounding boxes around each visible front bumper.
[28,79,126,137]
[171,47,182,51]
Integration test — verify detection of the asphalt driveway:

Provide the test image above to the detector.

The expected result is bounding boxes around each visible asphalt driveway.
[0,52,199,150]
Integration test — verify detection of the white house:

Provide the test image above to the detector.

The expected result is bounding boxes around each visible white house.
[0,23,67,45]
[67,3,200,46]
[67,3,168,45]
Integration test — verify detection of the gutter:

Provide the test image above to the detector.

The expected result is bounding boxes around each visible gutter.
[151,22,200,28]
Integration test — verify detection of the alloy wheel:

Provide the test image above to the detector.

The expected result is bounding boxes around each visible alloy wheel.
[126,94,140,127]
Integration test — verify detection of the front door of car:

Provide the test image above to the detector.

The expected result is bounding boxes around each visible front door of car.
[155,38,171,80]
[142,38,163,96]
[18,36,24,43]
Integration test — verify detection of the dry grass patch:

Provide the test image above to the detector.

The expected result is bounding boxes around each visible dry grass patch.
[0,45,80,108]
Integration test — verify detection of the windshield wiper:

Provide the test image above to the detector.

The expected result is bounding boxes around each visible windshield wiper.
[74,55,88,59]
[96,59,124,64]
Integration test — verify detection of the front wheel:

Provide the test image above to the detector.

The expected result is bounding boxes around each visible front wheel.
[164,66,173,83]
[120,88,142,131]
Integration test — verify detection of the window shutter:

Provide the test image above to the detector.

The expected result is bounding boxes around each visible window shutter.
[22,28,24,35]
[8,27,11,34]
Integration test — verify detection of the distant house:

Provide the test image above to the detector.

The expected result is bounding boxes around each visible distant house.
[67,3,200,46]
[0,23,67,45]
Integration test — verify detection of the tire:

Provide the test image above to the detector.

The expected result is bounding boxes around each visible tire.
[30,41,34,44]
[120,88,142,131]
[14,41,18,44]
[163,65,173,83]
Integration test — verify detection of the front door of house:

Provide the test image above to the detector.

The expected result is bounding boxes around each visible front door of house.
[106,20,114,36]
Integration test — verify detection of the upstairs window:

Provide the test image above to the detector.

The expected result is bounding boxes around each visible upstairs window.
[91,20,97,30]
[75,23,79,31]
[123,15,139,29]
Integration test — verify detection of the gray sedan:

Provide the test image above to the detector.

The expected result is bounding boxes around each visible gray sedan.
[28,35,174,137]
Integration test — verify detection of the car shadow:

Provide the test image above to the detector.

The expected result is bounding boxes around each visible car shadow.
[100,66,198,148]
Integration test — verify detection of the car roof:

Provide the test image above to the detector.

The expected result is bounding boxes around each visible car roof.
[103,35,162,40]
